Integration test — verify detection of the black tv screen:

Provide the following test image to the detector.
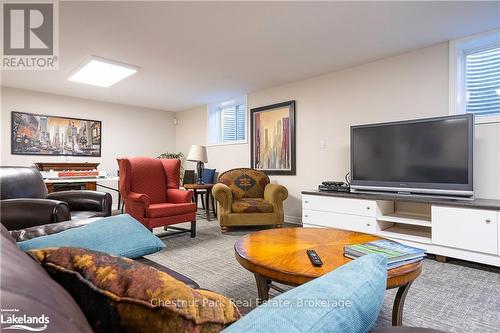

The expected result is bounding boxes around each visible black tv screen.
[350,114,473,197]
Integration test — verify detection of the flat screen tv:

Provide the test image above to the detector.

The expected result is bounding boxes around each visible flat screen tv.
[350,114,474,198]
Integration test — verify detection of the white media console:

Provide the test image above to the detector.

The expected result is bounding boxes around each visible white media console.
[302,190,500,267]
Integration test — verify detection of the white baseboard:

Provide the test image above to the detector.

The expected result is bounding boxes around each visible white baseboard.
[285,215,302,225]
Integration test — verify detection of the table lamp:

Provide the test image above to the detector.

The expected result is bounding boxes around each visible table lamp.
[187,145,208,184]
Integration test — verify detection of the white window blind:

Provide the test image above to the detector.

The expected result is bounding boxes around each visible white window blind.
[465,46,500,115]
[221,104,246,142]
[450,30,500,122]
[207,95,247,145]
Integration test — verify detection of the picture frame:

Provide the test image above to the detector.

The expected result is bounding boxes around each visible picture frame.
[250,100,296,175]
[11,111,102,157]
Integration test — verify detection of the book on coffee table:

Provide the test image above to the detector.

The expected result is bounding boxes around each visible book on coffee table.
[344,240,426,267]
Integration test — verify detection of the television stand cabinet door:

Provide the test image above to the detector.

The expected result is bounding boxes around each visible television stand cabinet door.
[432,206,498,255]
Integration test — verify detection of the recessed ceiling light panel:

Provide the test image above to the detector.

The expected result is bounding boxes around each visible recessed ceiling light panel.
[68,56,139,87]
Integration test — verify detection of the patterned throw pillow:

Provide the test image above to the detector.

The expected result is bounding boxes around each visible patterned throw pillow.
[219,168,270,199]
[28,247,240,333]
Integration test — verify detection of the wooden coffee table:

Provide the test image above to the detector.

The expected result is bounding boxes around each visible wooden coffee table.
[234,228,422,326]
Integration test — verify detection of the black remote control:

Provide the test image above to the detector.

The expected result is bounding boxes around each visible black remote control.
[306,250,323,267]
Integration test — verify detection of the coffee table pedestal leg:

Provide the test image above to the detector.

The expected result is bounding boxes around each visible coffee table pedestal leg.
[254,273,270,304]
[392,282,413,326]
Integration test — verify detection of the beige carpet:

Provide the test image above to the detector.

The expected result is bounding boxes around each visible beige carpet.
[145,217,500,332]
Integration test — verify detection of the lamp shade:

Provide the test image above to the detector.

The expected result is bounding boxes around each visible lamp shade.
[187,145,208,163]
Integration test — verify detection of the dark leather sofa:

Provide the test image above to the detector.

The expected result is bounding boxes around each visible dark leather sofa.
[0,166,112,230]
[1,218,200,332]
[4,216,200,289]
[1,224,94,333]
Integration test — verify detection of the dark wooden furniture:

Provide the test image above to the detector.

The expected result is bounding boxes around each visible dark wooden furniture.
[184,183,216,221]
[34,162,100,192]
[234,228,422,326]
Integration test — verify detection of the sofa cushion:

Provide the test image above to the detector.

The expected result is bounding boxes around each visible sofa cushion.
[222,254,387,333]
[219,168,270,199]
[71,210,107,220]
[29,247,241,333]
[18,214,165,259]
[146,202,196,218]
[231,198,274,213]
[10,217,100,242]
[1,225,93,333]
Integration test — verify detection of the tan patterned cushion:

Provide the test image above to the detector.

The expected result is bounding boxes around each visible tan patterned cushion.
[231,198,274,213]
[218,168,270,199]
[28,247,240,333]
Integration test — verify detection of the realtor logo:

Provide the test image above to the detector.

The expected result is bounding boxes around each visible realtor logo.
[1,308,50,331]
[2,1,58,69]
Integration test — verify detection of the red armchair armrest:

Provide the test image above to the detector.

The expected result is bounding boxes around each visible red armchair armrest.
[167,189,193,204]
[127,192,151,206]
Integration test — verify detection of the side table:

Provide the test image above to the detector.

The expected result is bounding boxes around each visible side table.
[184,183,216,221]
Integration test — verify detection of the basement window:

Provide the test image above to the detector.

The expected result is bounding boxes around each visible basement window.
[207,96,247,145]
[450,29,500,123]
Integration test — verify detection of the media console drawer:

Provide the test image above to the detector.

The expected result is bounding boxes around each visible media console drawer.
[302,195,377,217]
[302,209,377,234]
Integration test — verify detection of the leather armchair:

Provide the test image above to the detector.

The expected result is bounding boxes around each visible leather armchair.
[1,198,70,231]
[117,157,197,237]
[0,166,112,231]
[212,168,288,232]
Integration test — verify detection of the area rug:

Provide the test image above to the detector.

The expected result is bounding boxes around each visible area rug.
[145,218,500,332]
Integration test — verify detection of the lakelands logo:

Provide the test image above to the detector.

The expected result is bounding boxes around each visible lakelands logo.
[1,309,49,331]
[2,0,59,70]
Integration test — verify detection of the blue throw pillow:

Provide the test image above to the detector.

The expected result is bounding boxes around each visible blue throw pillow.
[18,214,166,259]
[222,254,387,333]
[202,168,216,184]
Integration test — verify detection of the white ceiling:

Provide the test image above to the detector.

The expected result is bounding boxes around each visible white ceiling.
[2,1,499,111]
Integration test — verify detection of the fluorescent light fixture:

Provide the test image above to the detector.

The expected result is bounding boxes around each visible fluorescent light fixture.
[68,56,138,87]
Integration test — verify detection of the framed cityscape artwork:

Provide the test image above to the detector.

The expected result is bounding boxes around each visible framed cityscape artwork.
[11,111,102,156]
[250,100,296,175]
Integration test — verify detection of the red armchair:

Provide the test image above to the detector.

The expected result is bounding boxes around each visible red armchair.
[117,157,197,237]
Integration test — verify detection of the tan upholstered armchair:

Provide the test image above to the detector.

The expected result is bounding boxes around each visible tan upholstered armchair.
[212,168,288,233]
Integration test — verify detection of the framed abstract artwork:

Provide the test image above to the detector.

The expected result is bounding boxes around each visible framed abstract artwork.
[250,100,296,175]
[11,111,102,156]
